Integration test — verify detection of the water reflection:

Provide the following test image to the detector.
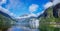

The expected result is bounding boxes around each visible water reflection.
[8,26,39,31]
[7,17,39,31]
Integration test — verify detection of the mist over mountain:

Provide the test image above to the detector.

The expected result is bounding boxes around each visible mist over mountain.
[0,11,12,19]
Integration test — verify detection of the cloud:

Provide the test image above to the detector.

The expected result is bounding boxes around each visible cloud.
[16,13,36,19]
[52,0,60,5]
[6,0,25,11]
[29,4,39,13]
[0,6,16,17]
[0,0,6,5]
[17,4,39,19]
[44,0,60,9]
[37,2,53,17]
[44,2,53,9]
[16,0,60,19]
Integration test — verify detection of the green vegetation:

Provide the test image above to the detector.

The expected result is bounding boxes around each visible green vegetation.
[0,14,16,31]
[39,8,60,31]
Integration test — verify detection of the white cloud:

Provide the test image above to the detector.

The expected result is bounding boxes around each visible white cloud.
[44,2,53,9]
[16,10,45,19]
[16,0,60,19]
[0,0,6,5]
[16,13,37,19]
[52,0,60,5]
[29,4,39,13]
[17,1,57,19]
[6,0,25,11]
[44,0,60,10]
[36,2,53,17]
[0,6,16,17]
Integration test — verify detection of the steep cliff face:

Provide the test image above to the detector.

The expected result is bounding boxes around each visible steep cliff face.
[39,3,60,31]
[53,3,60,18]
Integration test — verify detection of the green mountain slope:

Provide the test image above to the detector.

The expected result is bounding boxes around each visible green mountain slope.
[0,14,16,31]
[39,7,60,31]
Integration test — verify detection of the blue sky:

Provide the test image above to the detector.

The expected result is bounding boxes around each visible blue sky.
[1,0,50,17]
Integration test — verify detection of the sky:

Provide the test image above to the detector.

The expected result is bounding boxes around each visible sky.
[0,0,51,18]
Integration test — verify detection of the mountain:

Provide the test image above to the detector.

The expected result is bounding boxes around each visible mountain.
[39,3,60,31]
[0,10,16,31]
[0,11,12,19]
[16,14,39,29]
[53,3,60,18]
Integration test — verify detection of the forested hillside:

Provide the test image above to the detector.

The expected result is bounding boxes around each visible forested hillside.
[39,7,60,31]
[0,13,16,31]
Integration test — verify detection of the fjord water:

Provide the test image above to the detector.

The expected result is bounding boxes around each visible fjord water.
[7,18,39,31]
